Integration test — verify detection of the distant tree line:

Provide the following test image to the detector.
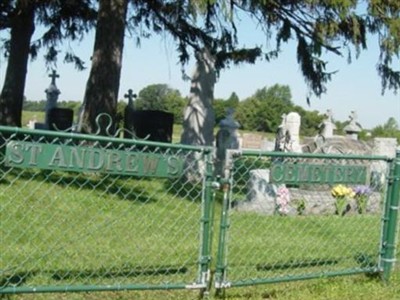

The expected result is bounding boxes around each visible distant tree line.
[23,100,81,112]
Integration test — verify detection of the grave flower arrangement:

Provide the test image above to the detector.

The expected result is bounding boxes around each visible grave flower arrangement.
[276,186,290,215]
[353,185,373,214]
[331,184,355,216]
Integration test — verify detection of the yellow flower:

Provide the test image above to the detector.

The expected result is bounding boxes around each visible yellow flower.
[331,184,354,198]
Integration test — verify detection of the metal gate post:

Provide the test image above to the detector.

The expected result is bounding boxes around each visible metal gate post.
[380,150,400,281]
[196,149,216,290]
[215,150,239,290]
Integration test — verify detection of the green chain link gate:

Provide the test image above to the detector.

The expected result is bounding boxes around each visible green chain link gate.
[0,126,215,294]
[215,149,400,290]
[1,126,399,296]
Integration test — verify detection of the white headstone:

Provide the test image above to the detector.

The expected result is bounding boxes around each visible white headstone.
[319,109,336,138]
[371,137,398,189]
[235,169,276,215]
[373,137,397,158]
[27,115,37,129]
[285,112,302,152]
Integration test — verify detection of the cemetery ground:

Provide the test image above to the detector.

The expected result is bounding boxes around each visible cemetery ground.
[1,172,399,300]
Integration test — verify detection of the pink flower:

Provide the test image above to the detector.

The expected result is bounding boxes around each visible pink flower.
[276,186,290,215]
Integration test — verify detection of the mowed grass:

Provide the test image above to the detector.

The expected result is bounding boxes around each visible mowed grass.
[1,170,399,299]
[1,170,205,288]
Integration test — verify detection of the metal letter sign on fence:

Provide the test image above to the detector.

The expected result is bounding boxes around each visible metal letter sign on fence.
[270,163,368,184]
[5,141,184,178]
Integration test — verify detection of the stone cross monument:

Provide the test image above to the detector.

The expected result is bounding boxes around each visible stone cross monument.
[319,109,336,138]
[344,110,362,140]
[124,89,136,109]
[44,70,61,128]
[123,89,136,138]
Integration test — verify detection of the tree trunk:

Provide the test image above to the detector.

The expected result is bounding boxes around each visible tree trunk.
[0,1,35,127]
[78,0,128,135]
[180,48,216,146]
[180,48,217,182]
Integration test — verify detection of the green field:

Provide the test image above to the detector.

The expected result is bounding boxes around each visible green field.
[1,170,399,299]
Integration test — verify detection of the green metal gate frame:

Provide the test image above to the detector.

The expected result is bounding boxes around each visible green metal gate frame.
[214,149,400,289]
[0,126,216,295]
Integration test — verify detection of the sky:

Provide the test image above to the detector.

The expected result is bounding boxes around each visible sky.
[0,16,399,130]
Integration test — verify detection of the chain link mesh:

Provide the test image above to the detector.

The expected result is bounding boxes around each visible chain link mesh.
[0,128,209,292]
[216,151,392,287]
[1,127,398,296]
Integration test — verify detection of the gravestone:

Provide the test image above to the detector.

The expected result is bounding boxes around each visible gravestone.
[274,113,288,151]
[47,108,74,131]
[27,115,37,129]
[274,112,302,153]
[242,133,263,149]
[373,137,397,158]
[122,89,173,142]
[235,169,277,215]
[371,137,398,190]
[235,169,383,216]
[344,110,362,140]
[123,89,136,139]
[44,70,61,128]
[131,110,174,143]
[318,109,336,139]
[285,112,302,152]
[215,108,240,176]
[35,70,74,131]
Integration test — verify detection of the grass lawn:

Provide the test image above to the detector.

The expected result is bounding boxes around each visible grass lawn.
[1,170,399,299]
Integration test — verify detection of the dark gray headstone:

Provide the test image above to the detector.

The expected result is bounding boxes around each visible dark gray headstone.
[128,110,174,143]
[48,108,74,131]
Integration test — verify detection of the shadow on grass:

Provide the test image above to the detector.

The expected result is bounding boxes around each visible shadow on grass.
[51,265,189,281]
[256,253,378,272]
[1,165,210,206]
[256,258,340,271]
[0,265,189,288]
[163,178,204,203]
[0,167,164,204]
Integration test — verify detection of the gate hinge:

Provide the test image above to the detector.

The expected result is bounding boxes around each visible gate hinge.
[381,258,397,263]
[210,181,221,190]
[215,281,231,289]
[185,283,207,289]
[199,255,211,264]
